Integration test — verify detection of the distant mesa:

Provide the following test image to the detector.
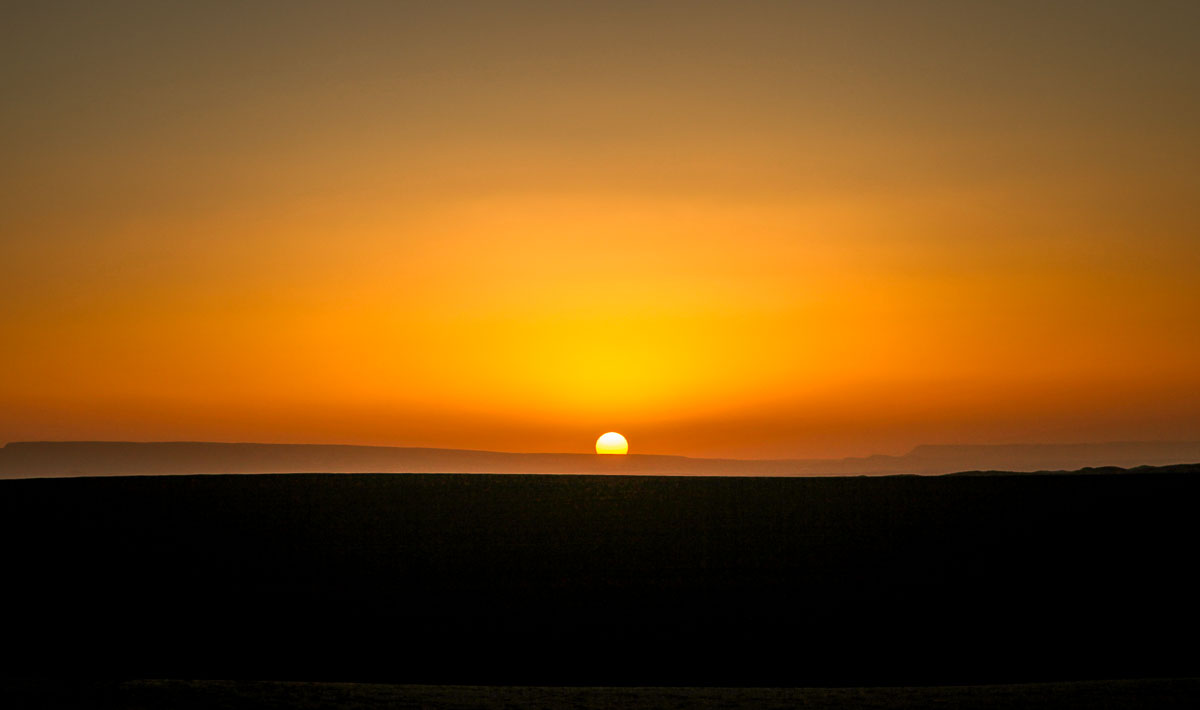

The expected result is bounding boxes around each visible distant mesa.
[2,440,1200,479]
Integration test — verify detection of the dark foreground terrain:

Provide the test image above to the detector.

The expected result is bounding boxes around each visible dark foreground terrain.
[2,471,1198,694]
[4,678,1200,710]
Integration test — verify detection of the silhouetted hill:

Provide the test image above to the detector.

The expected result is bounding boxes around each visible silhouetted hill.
[4,440,1200,478]
[949,462,1200,476]
[907,442,1200,473]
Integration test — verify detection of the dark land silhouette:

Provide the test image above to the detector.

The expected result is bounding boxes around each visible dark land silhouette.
[4,439,1200,478]
[2,466,1198,693]
[3,678,1199,710]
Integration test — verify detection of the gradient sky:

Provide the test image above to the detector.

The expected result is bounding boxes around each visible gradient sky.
[3,1,1198,458]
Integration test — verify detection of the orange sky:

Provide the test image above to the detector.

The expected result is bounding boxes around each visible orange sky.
[2,2,1198,458]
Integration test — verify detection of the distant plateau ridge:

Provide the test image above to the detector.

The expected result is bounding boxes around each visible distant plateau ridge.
[2,440,1200,478]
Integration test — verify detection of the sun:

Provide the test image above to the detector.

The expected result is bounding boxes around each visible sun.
[595,432,629,455]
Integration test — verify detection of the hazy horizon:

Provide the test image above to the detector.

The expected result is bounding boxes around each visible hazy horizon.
[7,436,1200,460]
[3,1,1198,458]
[5,438,1200,480]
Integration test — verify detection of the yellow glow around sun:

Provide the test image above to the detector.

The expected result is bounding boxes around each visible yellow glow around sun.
[595,432,629,455]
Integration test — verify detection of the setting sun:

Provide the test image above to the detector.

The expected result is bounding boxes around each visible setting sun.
[595,432,629,455]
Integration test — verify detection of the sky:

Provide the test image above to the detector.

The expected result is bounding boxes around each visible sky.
[2,1,1198,458]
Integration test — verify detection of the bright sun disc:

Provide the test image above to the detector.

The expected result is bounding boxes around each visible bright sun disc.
[595,432,629,455]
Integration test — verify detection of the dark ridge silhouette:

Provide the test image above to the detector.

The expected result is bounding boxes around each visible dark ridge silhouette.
[2,469,1197,687]
[4,439,1200,478]
[949,462,1200,476]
